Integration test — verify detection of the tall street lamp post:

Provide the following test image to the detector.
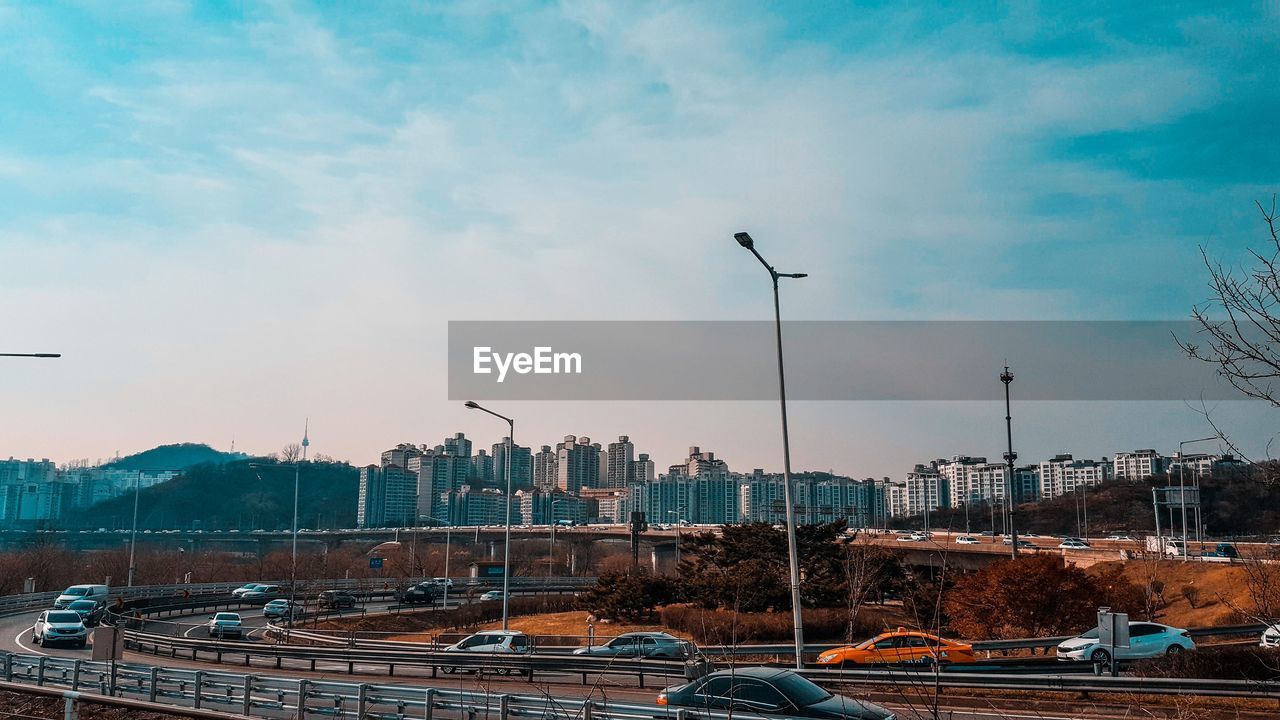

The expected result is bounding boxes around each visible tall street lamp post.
[667,507,685,571]
[548,498,564,584]
[1178,436,1217,561]
[127,471,142,586]
[251,442,306,625]
[1000,365,1019,559]
[427,517,453,607]
[734,231,807,669]
[464,401,515,630]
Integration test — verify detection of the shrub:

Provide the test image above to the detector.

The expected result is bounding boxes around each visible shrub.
[576,570,676,622]
[1133,646,1280,682]
[1180,585,1202,609]
[658,606,880,645]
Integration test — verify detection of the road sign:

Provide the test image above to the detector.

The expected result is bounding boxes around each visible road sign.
[369,557,383,569]
[91,626,124,661]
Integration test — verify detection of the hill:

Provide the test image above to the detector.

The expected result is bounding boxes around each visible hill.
[63,459,359,531]
[104,443,247,472]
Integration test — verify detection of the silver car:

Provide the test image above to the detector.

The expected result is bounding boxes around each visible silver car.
[32,610,88,648]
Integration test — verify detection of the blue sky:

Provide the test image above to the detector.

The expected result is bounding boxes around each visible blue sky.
[2,1,1278,476]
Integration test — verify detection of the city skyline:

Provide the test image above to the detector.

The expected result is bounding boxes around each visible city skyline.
[4,3,1278,477]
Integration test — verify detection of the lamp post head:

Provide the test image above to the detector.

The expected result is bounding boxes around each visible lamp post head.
[464,401,480,409]
[1000,366,1014,385]
[734,232,754,249]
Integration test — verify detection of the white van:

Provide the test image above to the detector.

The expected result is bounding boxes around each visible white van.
[54,584,109,609]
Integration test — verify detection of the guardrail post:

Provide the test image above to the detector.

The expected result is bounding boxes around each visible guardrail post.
[70,660,81,691]
[582,699,594,720]
[148,667,158,702]
[63,696,78,720]
[2,652,10,682]
[675,710,687,720]
[36,657,46,686]
[242,674,254,716]
[296,678,308,720]
[498,694,509,720]
[193,670,204,709]
[423,688,435,720]
[357,684,369,718]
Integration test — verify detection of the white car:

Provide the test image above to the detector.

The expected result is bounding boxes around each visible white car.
[479,590,509,602]
[1058,539,1091,550]
[231,583,264,598]
[1104,535,1137,542]
[207,612,243,638]
[955,536,980,545]
[263,599,303,620]
[440,630,530,674]
[431,578,454,588]
[1057,622,1194,663]
[32,610,88,648]
[1261,625,1280,648]
[897,533,928,542]
[241,584,281,603]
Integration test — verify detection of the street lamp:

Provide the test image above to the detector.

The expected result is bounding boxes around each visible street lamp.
[734,230,807,669]
[426,516,453,607]
[1000,365,1019,559]
[464,400,516,630]
[667,507,685,571]
[548,498,564,584]
[0,353,61,358]
[1178,436,1217,561]
[250,452,305,624]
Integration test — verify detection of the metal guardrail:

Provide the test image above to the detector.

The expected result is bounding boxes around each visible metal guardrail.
[3,649,1280,720]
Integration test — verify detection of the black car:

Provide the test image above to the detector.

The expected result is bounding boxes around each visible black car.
[658,667,894,720]
[318,590,357,609]
[67,599,105,626]
[397,582,441,605]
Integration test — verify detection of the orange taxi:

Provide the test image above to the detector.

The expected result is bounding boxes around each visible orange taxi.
[815,628,975,667]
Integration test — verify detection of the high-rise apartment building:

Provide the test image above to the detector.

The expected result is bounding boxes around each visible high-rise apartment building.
[555,435,602,493]
[1113,449,1164,480]
[605,436,635,488]
[492,439,533,490]
[533,445,557,491]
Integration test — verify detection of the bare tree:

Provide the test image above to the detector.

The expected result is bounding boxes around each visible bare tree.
[279,443,303,463]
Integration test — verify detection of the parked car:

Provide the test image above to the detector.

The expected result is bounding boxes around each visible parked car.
[67,599,104,626]
[1056,622,1194,663]
[206,612,243,639]
[53,584,109,609]
[317,590,357,609]
[31,610,88,648]
[657,667,894,719]
[816,628,975,667]
[440,630,531,674]
[954,536,979,545]
[263,599,303,620]
[573,632,698,659]
[240,584,281,603]
[1058,539,1091,550]
[398,582,442,605]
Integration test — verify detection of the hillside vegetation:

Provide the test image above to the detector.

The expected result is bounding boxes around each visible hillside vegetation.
[104,442,247,471]
[63,459,358,530]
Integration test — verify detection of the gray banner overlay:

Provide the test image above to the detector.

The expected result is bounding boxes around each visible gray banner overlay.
[448,321,1249,401]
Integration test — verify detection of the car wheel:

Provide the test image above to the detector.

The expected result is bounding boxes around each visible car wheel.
[494,667,512,676]
[1166,644,1185,656]
[31,633,40,646]
[1090,648,1111,665]
[441,666,456,674]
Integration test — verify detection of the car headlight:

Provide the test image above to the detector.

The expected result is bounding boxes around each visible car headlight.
[818,654,838,663]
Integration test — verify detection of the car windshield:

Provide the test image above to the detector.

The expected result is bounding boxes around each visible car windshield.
[69,600,97,609]
[771,672,832,706]
[62,588,88,597]
[1077,628,1100,639]
[853,634,886,650]
[214,613,240,621]
[48,612,81,623]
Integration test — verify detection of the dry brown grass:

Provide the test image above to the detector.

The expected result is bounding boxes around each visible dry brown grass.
[1087,560,1256,627]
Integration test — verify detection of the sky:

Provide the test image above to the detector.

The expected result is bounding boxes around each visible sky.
[2,1,1278,478]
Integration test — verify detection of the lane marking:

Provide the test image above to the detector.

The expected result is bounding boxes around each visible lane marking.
[13,625,45,656]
